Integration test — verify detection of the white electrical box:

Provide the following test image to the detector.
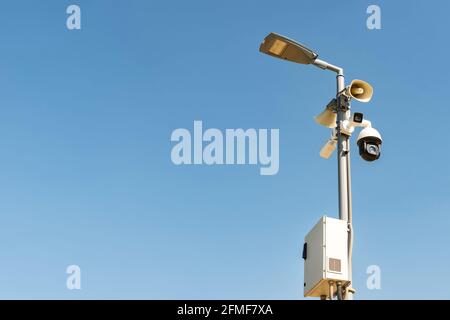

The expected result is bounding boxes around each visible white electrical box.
[303,216,350,298]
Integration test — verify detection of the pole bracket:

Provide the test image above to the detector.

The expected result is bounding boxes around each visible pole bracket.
[338,94,350,111]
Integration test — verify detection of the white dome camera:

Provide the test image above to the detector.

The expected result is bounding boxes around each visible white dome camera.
[357,127,382,162]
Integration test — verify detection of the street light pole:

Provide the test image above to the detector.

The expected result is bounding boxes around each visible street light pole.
[313,61,352,219]
[259,33,374,300]
[336,71,349,220]
[335,70,354,300]
[316,62,354,299]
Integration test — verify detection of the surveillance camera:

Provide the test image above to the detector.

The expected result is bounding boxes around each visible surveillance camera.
[352,112,364,124]
[357,127,382,161]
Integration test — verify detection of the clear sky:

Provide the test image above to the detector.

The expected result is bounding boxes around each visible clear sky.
[0,0,449,299]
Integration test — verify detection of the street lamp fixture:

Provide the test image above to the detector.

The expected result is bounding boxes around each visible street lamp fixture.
[259,32,343,74]
[259,33,318,64]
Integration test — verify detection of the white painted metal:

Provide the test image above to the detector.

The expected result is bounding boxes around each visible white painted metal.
[304,216,350,298]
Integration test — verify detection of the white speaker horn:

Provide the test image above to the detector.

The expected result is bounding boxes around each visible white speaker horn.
[314,108,337,128]
[345,79,373,103]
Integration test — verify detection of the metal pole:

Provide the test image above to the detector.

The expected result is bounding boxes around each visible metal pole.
[335,70,354,300]
[336,71,348,221]
[314,59,354,300]
[346,142,354,300]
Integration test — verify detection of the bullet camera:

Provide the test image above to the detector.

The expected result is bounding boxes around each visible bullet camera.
[357,127,382,161]
[352,112,364,124]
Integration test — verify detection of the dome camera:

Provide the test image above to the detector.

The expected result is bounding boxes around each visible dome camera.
[357,127,382,162]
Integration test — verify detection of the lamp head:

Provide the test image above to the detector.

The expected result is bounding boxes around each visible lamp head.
[259,33,318,65]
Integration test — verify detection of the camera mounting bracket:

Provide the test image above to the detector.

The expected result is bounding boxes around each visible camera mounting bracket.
[337,94,350,111]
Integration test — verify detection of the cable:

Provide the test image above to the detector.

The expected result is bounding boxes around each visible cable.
[346,139,355,299]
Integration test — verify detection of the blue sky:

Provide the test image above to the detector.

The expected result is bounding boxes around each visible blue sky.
[0,0,449,299]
